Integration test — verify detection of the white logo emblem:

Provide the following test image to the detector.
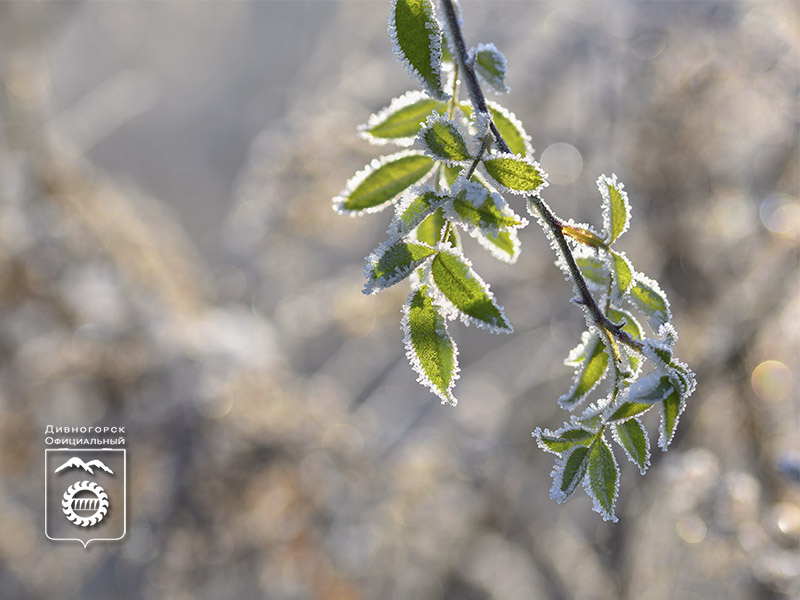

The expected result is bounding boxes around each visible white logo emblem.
[45,449,126,547]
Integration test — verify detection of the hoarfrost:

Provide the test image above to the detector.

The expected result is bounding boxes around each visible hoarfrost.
[359,90,441,147]
[597,173,631,243]
[332,150,434,216]
[389,0,450,102]
[401,284,460,405]
[422,245,513,333]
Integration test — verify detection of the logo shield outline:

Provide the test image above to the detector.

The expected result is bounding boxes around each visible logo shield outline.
[45,448,126,547]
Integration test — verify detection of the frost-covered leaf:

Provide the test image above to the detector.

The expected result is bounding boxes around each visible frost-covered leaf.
[628,273,671,330]
[559,332,609,410]
[586,436,619,522]
[389,186,447,239]
[402,285,459,404]
[363,240,436,294]
[575,249,609,289]
[607,401,652,423]
[414,207,446,245]
[483,153,547,195]
[550,445,591,502]
[334,152,435,215]
[612,418,650,475]
[487,101,532,157]
[418,113,472,163]
[609,249,633,295]
[390,0,449,101]
[444,179,527,263]
[447,180,525,231]
[659,384,686,451]
[627,373,678,405]
[360,91,446,145]
[607,307,642,341]
[482,229,521,263]
[598,174,631,244]
[667,359,697,399]
[429,248,512,332]
[472,42,509,94]
[534,425,596,454]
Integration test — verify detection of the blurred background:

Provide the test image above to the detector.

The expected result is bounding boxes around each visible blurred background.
[0,1,798,598]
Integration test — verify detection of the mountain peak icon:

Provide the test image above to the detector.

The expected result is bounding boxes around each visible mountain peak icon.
[54,457,114,475]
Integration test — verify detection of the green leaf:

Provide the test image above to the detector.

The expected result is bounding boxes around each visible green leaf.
[659,385,685,451]
[389,187,447,239]
[444,180,527,263]
[587,436,619,522]
[607,401,652,423]
[430,249,512,332]
[612,418,650,474]
[418,115,472,163]
[609,250,633,295]
[559,333,609,410]
[402,285,459,404]
[483,153,546,194]
[473,42,509,94]
[390,0,449,101]
[487,101,532,157]
[534,426,596,454]
[482,229,520,263]
[360,91,446,144]
[598,174,631,244]
[575,250,609,288]
[607,307,642,341]
[364,240,436,294]
[415,207,446,245]
[627,373,678,404]
[448,181,525,231]
[629,273,671,330]
[334,152,435,215]
[550,445,591,502]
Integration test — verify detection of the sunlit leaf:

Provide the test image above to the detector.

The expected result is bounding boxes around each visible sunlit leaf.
[402,285,459,404]
[473,42,509,94]
[612,418,650,475]
[659,385,685,451]
[334,152,435,215]
[534,426,596,454]
[550,445,591,502]
[607,401,652,423]
[429,248,512,332]
[609,250,633,296]
[586,436,619,522]
[389,187,448,240]
[363,240,437,294]
[575,249,609,289]
[360,91,446,145]
[483,153,547,194]
[390,0,449,101]
[559,332,609,410]
[628,273,671,330]
[418,114,472,163]
[598,173,631,244]
[487,101,531,156]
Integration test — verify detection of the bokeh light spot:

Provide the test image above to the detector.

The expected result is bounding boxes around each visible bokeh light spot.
[751,360,792,403]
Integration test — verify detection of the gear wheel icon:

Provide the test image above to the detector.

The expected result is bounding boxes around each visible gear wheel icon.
[61,481,109,527]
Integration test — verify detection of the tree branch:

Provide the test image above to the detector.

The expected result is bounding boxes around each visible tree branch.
[439,0,643,353]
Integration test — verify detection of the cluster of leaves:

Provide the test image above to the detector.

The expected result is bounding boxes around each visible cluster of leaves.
[332,0,695,522]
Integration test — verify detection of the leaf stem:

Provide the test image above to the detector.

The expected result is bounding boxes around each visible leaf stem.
[439,0,643,353]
